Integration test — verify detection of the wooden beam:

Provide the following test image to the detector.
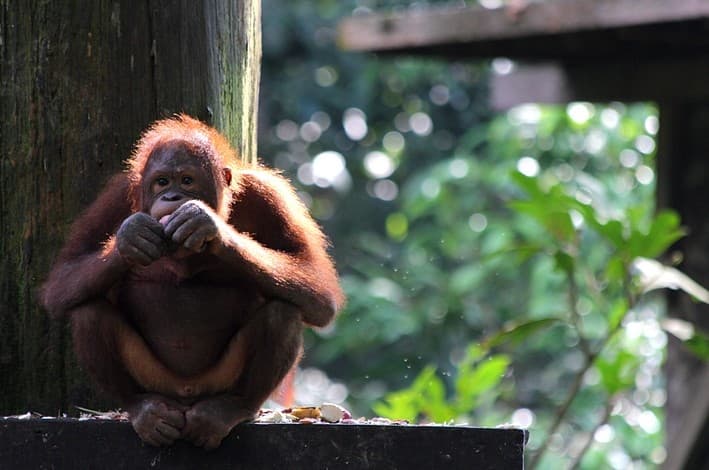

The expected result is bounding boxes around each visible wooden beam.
[0,420,528,469]
[490,58,709,109]
[339,0,709,60]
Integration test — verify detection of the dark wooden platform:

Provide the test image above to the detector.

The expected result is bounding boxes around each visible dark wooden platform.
[0,418,527,469]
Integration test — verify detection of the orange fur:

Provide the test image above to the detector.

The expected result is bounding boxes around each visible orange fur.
[117,324,247,399]
[126,114,243,219]
[42,115,344,419]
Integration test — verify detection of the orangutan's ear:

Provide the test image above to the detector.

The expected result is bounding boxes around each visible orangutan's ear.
[223,167,232,187]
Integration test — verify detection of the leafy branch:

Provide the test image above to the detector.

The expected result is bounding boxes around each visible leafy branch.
[367,169,709,468]
[511,173,707,468]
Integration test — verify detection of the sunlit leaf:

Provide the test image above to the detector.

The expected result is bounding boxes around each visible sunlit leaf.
[464,344,486,363]
[632,257,709,304]
[607,299,629,331]
[596,349,641,394]
[604,257,626,284]
[455,355,510,409]
[626,211,684,259]
[594,220,626,251]
[373,366,441,421]
[371,391,416,421]
[638,210,686,258]
[508,200,545,219]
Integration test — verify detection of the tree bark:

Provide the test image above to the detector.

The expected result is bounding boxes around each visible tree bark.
[0,0,261,414]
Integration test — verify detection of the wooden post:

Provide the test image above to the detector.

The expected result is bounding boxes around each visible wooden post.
[0,0,260,414]
[656,101,709,470]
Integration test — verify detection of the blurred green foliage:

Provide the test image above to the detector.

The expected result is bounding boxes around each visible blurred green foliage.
[373,345,510,422]
[259,1,708,468]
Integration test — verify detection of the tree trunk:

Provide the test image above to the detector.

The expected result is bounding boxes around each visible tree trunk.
[0,0,261,414]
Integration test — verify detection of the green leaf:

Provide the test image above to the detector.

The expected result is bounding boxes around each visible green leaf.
[482,318,562,349]
[373,366,442,421]
[455,355,510,410]
[604,257,626,284]
[572,202,626,249]
[607,299,629,331]
[546,211,576,243]
[596,220,626,251]
[596,349,641,394]
[371,392,416,422]
[685,333,709,361]
[464,343,487,363]
[510,171,545,198]
[625,210,685,259]
[508,200,545,219]
[640,210,686,258]
[412,365,444,394]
